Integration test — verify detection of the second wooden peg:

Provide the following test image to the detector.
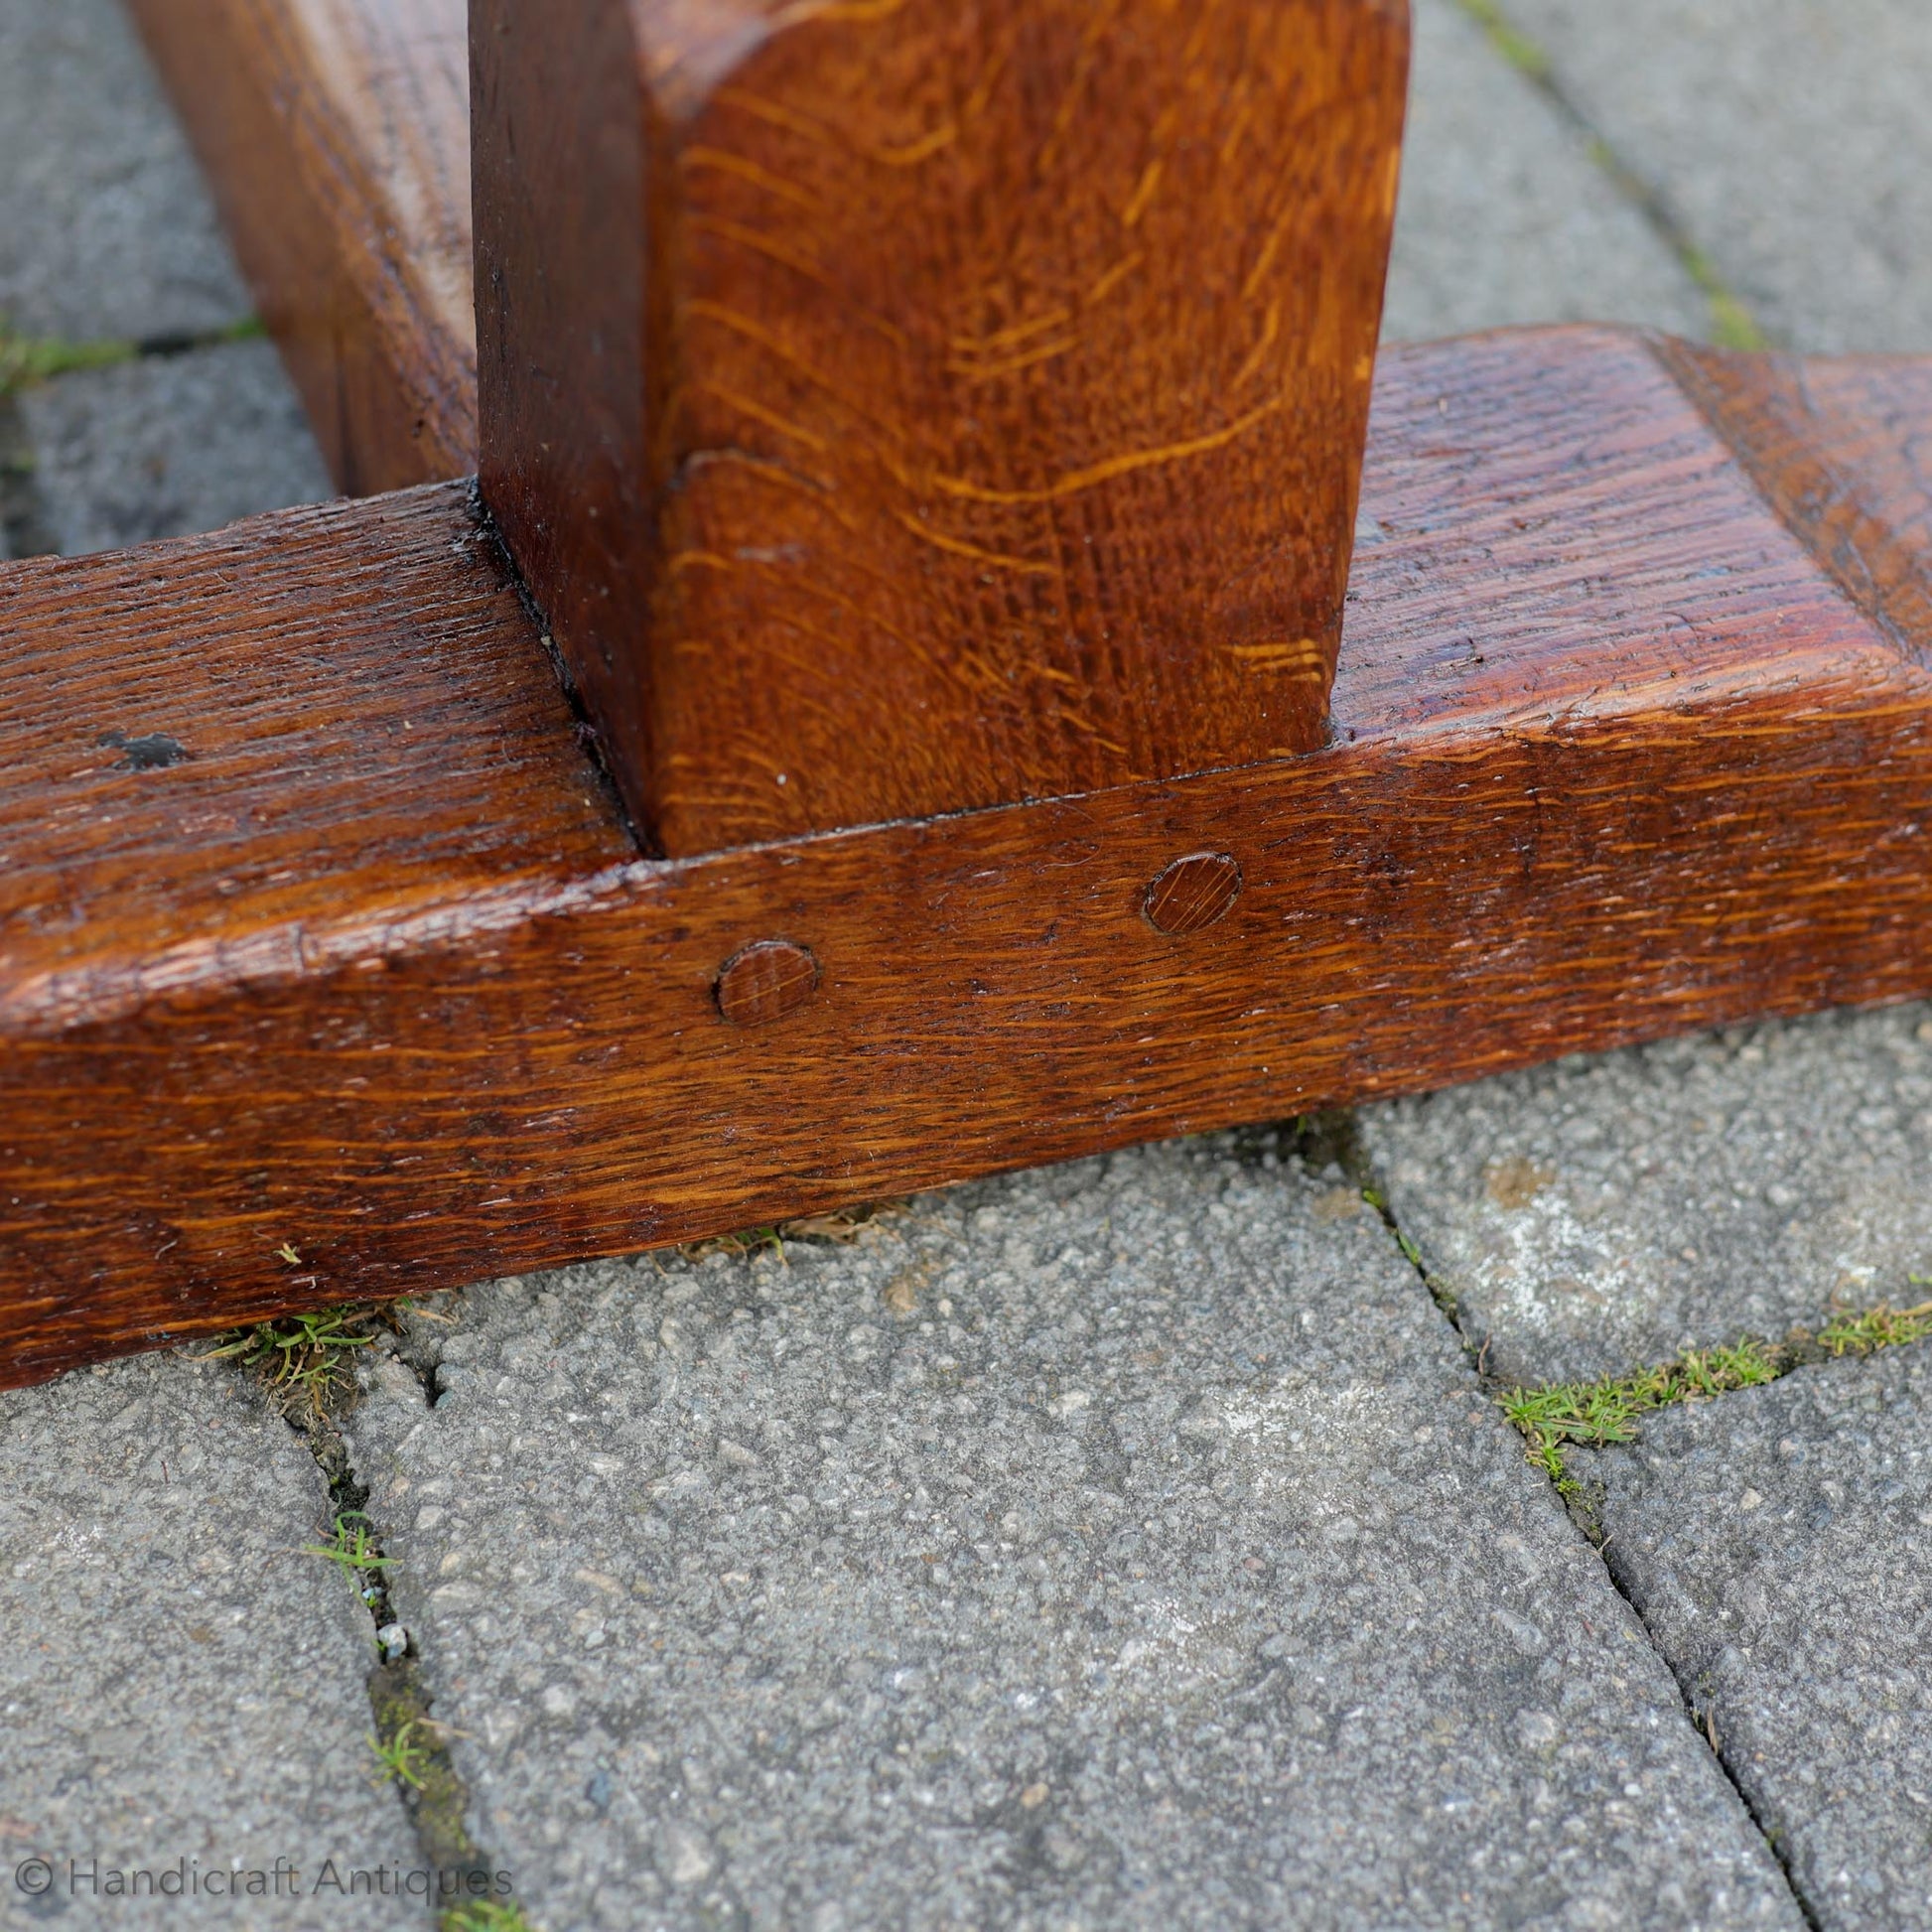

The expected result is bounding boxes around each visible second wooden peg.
[474,0,1410,856]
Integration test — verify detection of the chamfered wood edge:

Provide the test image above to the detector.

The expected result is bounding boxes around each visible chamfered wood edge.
[4,326,1932,1386]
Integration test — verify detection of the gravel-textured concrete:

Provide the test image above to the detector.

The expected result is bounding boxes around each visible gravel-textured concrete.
[1381,0,1708,344]
[1363,1006,1932,1388]
[18,342,332,554]
[1585,1343,1932,1931]
[1501,0,1932,353]
[0,0,248,342]
[0,1356,431,1928]
[347,1142,1799,1932]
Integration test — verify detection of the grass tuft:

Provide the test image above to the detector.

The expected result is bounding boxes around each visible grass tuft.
[368,1718,433,1792]
[442,1903,538,1932]
[197,1303,401,1416]
[1818,1296,1932,1356]
[685,1224,786,1262]
[1501,1340,1780,1476]
[303,1510,397,1604]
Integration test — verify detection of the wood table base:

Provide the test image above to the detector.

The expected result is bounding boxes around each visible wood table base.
[4,327,1930,1386]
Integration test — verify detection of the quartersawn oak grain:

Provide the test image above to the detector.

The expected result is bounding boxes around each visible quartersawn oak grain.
[474,0,1411,855]
[6,326,1932,1387]
[125,0,476,493]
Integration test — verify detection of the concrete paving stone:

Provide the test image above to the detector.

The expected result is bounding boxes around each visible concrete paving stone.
[1362,1003,1932,1390]
[345,1138,1800,1932]
[0,1353,431,1929]
[17,340,333,555]
[1584,1342,1932,1931]
[0,0,250,342]
[1380,0,1708,345]
[1502,0,1932,353]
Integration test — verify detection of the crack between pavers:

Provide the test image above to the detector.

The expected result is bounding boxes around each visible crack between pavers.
[1588,1523,1826,1932]
[1451,0,1771,351]
[0,314,271,561]
[1303,1105,1829,1932]
[204,1335,529,1932]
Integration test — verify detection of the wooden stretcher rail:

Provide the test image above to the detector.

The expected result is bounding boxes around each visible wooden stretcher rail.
[125,0,476,492]
[5,327,1931,1386]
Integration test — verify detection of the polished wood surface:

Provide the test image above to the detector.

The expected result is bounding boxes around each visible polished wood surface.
[7,326,1932,1386]
[126,0,476,492]
[475,0,1410,854]
[1653,341,1932,664]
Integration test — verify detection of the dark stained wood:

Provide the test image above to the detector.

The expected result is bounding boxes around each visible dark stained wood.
[473,0,1411,855]
[0,483,628,1002]
[1144,854,1245,937]
[8,325,1932,1387]
[125,0,476,494]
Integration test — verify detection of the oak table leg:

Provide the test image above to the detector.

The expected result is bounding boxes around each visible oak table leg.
[473,0,1410,854]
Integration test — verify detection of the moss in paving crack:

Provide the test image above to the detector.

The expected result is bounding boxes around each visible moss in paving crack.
[0,389,57,557]
[1290,1107,1370,1182]
[366,1655,515,1920]
[1238,1106,1470,1326]
[0,313,267,399]
[1452,0,1768,350]
[1360,1182,1461,1323]
[1456,0,1551,79]
[1501,1296,1932,1510]
[1668,237,1765,350]
[0,326,136,397]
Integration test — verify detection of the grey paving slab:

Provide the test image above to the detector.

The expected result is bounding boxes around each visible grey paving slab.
[1585,1343,1932,1931]
[345,1140,1800,1932]
[1380,0,1707,345]
[1502,0,1932,353]
[0,1354,431,1928]
[1363,1004,1932,1389]
[17,341,333,555]
[0,0,249,342]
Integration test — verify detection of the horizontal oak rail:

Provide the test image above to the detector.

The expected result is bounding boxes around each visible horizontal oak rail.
[4,327,1931,1385]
